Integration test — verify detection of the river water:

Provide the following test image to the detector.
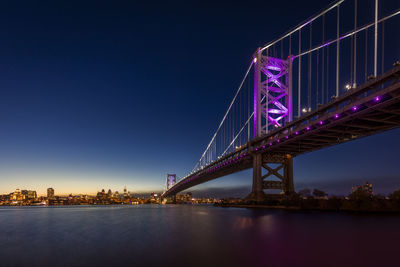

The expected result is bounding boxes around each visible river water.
[0,205,399,267]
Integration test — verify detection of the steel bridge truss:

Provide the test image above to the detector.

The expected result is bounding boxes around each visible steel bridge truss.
[254,54,292,136]
[247,153,294,202]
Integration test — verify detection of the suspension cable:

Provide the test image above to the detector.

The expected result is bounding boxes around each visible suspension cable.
[193,59,254,171]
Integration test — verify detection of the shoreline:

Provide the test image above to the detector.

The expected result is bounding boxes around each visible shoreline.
[214,203,400,214]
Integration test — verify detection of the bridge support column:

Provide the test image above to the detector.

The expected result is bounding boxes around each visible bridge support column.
[247,153,295,202]
[283,155,294,195]
[248,153,265,202]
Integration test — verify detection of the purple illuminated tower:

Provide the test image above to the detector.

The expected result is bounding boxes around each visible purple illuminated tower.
[254,49,292,137]
[249,49,294,202]
[166,174,176,191]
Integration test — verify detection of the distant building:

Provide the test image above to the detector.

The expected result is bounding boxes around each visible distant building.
[123,186,128,198]
[27,190,37,199]
[363,182,373,195]
[351,182,373,195]
[47,188,55,199]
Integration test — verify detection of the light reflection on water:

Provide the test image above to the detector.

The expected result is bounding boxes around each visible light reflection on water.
[0,205,399,267]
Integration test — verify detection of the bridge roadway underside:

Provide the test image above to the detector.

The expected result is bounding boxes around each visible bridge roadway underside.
[163,66,400,199]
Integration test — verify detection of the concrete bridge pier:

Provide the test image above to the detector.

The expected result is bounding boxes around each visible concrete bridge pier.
[247,153,294,202]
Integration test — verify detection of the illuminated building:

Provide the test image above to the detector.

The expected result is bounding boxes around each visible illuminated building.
[47,188,55,199]
[27,190,37,199]
[123,186,128,198]
[351,182,373,195]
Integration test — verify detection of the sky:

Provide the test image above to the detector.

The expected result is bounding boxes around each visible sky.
[0,0,399,196]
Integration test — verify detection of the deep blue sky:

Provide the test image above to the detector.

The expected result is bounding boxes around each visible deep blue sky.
[0,0,399,196]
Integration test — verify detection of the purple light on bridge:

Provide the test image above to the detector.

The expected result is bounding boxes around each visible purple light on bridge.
[319,121,324,125]
[277,139,280,143]
[334,114,339,119]
[352,106,358,111]
[295,131,299,135]
[262,145,266,149]
[285,136,289,139]
[375,96,381,102]
[306,126,310,131]
[269,142,272,146]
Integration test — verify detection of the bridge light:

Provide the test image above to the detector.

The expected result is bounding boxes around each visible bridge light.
[345,84,352,90]
[306,126,310,131]
[295,131,299,135]
[352,106,358,111]
[374,96,381,102]
[253,57,257,63]
[319,121,324,125]
[334,114,339,119]
[302,108,308,113]
[285,136,289,139]
[277,139,280,143]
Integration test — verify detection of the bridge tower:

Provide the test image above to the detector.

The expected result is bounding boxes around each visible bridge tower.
[249,49,294,201]
[166,173,176,191]
[165,174,177,203]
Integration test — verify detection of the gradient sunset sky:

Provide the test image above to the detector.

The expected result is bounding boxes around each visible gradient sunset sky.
[0,0,399,196]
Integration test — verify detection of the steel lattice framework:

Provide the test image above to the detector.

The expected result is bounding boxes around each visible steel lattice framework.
[254,55,292,136]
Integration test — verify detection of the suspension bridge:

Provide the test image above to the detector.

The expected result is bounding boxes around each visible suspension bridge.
[162,0,400,201]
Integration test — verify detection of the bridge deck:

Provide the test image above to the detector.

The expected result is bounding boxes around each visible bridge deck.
[163,65,400,197]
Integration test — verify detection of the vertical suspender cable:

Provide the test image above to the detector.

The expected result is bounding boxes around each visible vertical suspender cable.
[336,4,340,97]
[316,50,319,105]
[381,21,384,75]
[354,0,357,87]
[298,29,302,117]
[351,34,354,86]
[327,45,329,102]
[322,14,325,105]
[308,23,312,109]
[248,69,250,141]
[365,29,368,81]
[374,0,378,77]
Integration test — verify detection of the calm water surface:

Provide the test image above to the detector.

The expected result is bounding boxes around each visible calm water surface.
[0,205,399,267]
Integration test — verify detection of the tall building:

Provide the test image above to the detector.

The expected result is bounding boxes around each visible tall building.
[26,190,37,199]
[123,186,128,197]
[47,188,55,199]
[351,182,373,195]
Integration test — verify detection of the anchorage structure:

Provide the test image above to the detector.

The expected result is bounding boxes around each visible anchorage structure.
[251,51,294,201]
